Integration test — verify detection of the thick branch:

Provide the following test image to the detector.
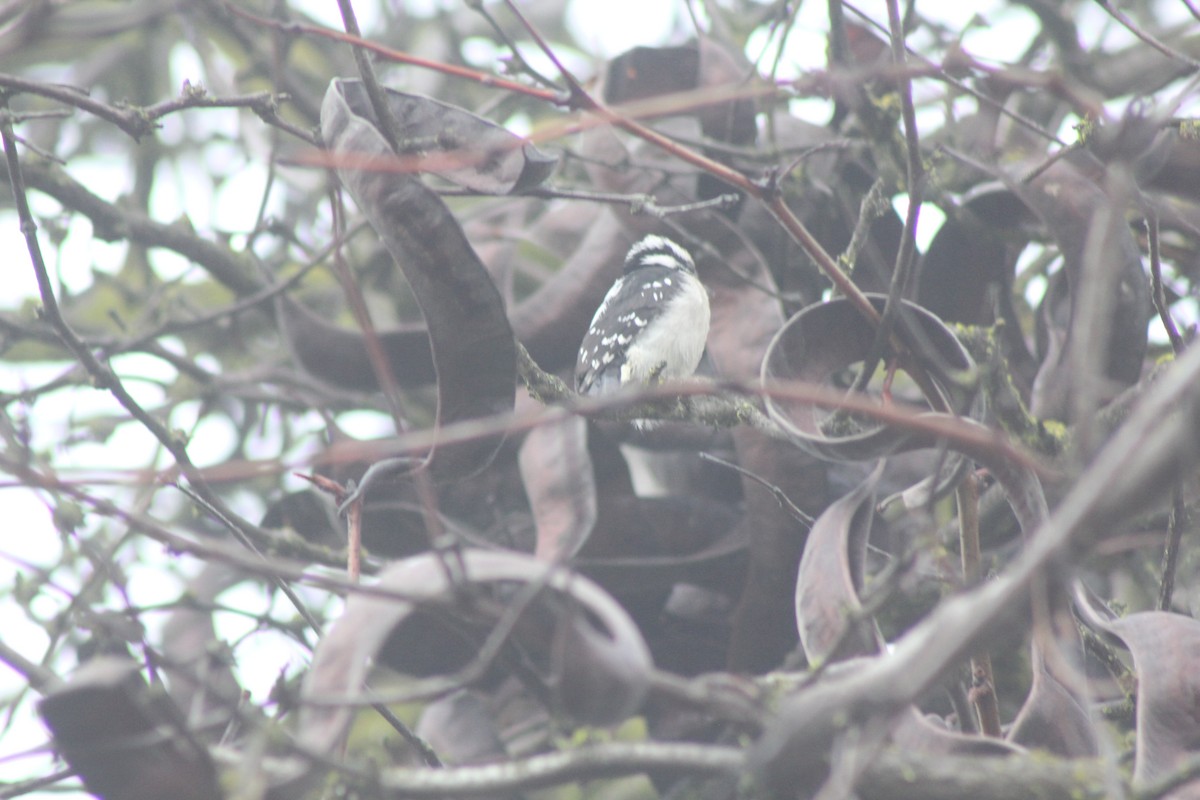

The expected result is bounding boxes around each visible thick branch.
[0,156,262,296]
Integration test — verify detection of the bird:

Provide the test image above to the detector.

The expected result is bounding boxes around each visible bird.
[575,235,710,397]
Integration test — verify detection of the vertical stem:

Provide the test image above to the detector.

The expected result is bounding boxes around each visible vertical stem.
[1146,211,1186,612]
[336,0,403,153]
[1158,487,1187,611]
[883,0,925,299]
[346,496,363,582]
[956,473,1003,737]
[1147,211,1185,354]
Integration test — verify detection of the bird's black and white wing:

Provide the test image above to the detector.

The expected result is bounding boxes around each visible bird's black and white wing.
[575,235,710,396]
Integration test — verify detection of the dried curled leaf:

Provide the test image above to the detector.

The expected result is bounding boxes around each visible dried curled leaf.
[761,294,982,461]
[330,79,557,194]
[521,415,597,562]
[794,465,883,664]
[40,658,221,800]
[290,549,652,791]
[320,78,520,478]
[1076,587,1200,791]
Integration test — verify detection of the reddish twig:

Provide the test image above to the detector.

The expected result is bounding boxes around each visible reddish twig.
[226,3,564,105]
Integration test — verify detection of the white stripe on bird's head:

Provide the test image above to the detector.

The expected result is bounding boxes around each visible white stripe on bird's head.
[624,235,696,274]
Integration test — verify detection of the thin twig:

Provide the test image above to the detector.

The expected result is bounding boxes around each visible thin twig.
[699,452,814,527]
[335,0,404,154]
[486,0,884,332]
[1092,0,1200,71]
[467,0,562,91]
[846,0,937,404]
[227,3,563,105]
[0,72,158,139]
[1158,487,1188,611]
[0,767,79,799]
[0,639,62,693]
[172,482,325,634]
[956,473,1003,737]
[883,0,925,301]
[0,72,309,144]
[176,478,433,764]
[3,99,336,664]
[839,177,890,284]
[326,186,410,432]
[436,184,742,217]
[499,0,578,99]
[1020,142,1083,185]
[840,1,1071,146]
[1147,210,1185,354]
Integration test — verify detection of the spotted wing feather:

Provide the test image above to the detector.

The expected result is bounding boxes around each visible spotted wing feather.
[576,269,672,395]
